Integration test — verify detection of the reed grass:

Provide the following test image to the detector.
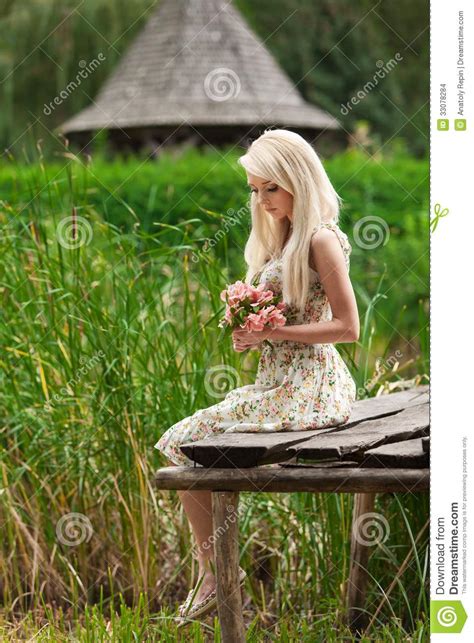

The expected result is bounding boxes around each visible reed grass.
[0,149,429,639]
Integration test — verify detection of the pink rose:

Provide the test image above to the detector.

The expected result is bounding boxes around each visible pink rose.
[241,312,266,332]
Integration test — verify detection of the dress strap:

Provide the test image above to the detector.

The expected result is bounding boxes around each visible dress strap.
[311,221,352,267]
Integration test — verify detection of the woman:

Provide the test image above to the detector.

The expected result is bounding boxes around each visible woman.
[155,128,359,621]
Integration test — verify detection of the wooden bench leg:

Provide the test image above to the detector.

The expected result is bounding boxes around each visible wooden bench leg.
[212,491,245,643]
[346,492,376,632]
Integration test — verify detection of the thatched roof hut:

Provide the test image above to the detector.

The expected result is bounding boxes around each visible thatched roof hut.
[60,0,341,152]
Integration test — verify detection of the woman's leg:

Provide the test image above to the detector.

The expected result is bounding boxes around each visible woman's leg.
[167,460,217,602]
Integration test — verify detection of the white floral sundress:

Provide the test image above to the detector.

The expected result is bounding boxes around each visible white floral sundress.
[154,221,357,466]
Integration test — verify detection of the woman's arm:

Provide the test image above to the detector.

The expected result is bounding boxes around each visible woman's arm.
[232,228,359,351]
[269,227,359,344]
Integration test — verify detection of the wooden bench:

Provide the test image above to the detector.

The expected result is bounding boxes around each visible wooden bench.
[154,385,429,640]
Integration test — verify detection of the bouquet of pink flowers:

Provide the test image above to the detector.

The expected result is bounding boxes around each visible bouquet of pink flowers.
[218,280,287,350]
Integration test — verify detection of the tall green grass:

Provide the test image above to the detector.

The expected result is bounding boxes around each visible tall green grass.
[0,148,429,639]
[0,142,429,348]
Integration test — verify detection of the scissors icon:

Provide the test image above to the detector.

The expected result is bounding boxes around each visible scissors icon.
[430,203,449,233]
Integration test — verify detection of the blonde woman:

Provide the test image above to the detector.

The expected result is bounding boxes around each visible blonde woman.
[155,128,359,621]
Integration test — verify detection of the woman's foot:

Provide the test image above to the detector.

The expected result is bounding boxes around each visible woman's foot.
[193,568,216,605]
[178,565,216,616]
[178,565,247,619]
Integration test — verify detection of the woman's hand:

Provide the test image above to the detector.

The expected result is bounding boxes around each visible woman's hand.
[232,328,272,352]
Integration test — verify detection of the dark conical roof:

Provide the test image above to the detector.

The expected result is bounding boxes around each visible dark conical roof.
[60,0,339,136]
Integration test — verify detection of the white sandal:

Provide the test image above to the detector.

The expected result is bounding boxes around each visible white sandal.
[177,566,247,623]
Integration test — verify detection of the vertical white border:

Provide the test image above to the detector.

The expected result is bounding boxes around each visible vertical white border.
[431,0,473,637]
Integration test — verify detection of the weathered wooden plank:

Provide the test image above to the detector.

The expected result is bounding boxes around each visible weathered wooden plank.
[154,466,429,493]
[212,492,245,643]
[343,386,428,425]
[279,460,361,469]
[289,403,429,462]
[422,436,430,454]
[361,438,429,468]
[180,390,429,468]
[180,429,338,469]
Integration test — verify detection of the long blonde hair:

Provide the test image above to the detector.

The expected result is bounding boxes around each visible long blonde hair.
[237,128,342,310]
